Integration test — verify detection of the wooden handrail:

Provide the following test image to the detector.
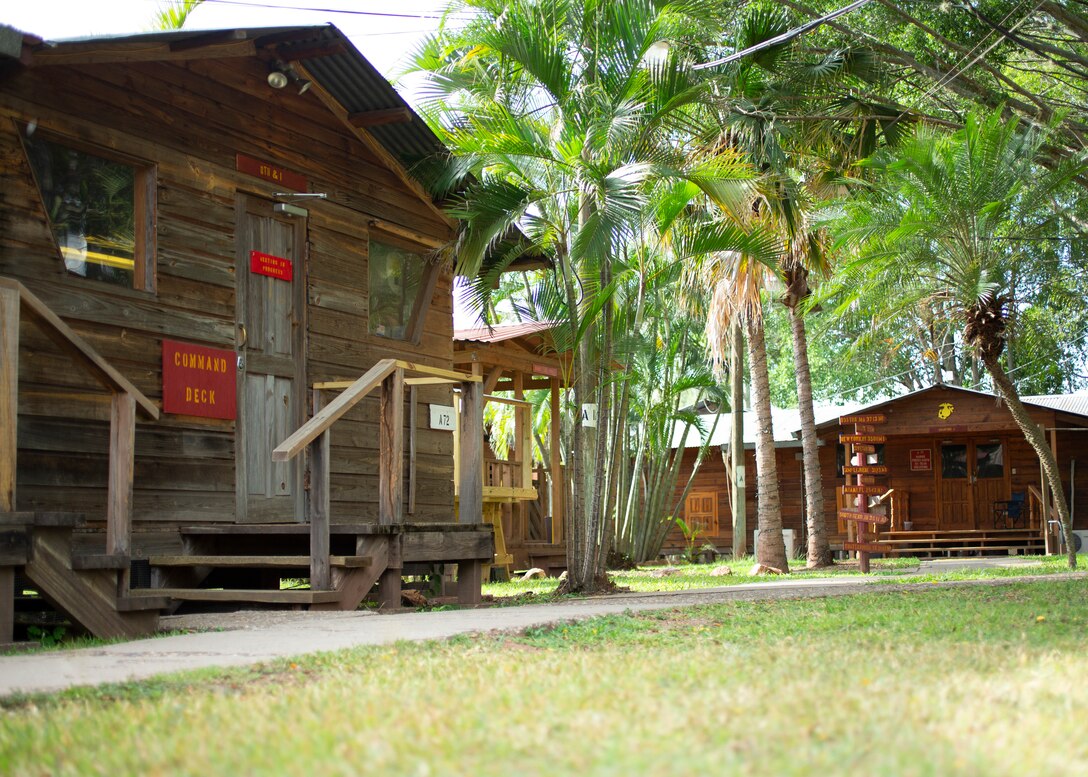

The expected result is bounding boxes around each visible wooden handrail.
[274,358,399,462]
[0,278,158,419]
[273,358,484,590]
[1,276,159,586]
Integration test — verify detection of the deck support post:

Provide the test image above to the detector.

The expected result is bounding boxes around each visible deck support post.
[310,384,331,591]
[549,376,563,545]
[458,379,483,525]
[456,559,482,606]
[379,369,405,526]
[0,284,18,516]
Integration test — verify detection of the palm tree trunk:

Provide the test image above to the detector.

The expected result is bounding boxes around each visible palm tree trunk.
[788,306,833,567]
[984,353,1077,568]
[746,315,789,571]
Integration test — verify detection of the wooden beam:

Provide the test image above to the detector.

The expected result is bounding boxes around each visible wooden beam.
[379,369,405,526]
[404,376,459,386]
[0,279,159,419]
[483,366,505,394]
[106,393,136,561]
[274,358,397,461]
[453,342,563,377]
[168,29,248,53]
[0,284,17,514]
[409,385,418,516]
[549,376,563,545]
[295,63,457,230]
[370,219,448,250]
[30,37,256,66]
[394,360,480,383]
[348,107,413,128]
[458,380,484,524]
[275,41,347,61]
[407,261,443,346]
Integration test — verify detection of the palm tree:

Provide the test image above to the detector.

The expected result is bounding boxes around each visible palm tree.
[409,0,761,591]
[829,108,1084,568]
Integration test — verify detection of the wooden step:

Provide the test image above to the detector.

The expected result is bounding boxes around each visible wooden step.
[882,545,1042,554]
[128,588,342,604]
[180,523,400,536]
[116,594,171,611]
[148,554,371,569]
[881,536,1043,546]
[71,553,129,570]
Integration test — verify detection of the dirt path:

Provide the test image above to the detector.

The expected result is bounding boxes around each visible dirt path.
[0,573,1083,697]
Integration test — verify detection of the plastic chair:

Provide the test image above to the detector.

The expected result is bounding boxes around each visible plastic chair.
[993,492,1027,529]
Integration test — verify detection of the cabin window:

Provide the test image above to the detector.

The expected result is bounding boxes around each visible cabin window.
[23,131,154,291]
[368,239,426,340]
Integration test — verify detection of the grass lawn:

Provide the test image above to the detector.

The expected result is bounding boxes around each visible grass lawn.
[483,553,1085,600]
[1,579,1086,775]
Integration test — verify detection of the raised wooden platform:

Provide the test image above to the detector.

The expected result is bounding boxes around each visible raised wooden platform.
[876,528,1045,557]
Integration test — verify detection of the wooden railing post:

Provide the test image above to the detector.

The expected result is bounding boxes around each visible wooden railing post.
[379,368,405,526]
[459,379,483,524]
[0,283,18,514]
[107,392,136,559]
[0,284,18,644]
[310,388,331,591]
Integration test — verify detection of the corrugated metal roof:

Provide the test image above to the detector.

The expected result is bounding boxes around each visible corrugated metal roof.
[672,402,861,450]
[26,25,447,178]
[1022,394,1088,417]
[454,321,559,344]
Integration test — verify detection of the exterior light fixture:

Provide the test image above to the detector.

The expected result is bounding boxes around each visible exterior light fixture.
[267,70,289,89]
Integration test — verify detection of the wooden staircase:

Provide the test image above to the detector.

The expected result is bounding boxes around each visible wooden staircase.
[130,523,402,611]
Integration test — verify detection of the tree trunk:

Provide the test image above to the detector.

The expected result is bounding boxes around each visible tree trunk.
[788,306,833,568]
[730,320,747,558]
[984,353,1077,568]
[746,315,789,571]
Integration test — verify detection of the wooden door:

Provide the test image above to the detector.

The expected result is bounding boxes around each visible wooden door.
[685,491,719,536]
[235,196,306,522]
[973,440,1009,527]
[938,443,972,529]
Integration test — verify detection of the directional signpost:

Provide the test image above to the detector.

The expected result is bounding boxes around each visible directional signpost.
[838,413,889,573]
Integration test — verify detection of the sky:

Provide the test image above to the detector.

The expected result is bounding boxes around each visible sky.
[4,0,453,84]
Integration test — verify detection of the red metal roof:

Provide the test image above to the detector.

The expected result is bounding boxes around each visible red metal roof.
[453,321,558,344]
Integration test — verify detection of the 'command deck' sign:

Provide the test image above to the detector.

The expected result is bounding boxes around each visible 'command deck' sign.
[162,340,237,420]
[250,250,293,281]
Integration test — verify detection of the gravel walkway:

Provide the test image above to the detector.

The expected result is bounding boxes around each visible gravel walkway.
[0,572,1082,697]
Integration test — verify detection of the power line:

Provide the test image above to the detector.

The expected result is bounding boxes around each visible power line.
[192,0,473,21]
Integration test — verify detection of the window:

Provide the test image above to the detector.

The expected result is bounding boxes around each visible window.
[941,444,969,479]
[368,239,426,340]
[23,131,153,290]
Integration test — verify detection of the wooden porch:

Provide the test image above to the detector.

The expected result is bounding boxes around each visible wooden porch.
[2,279,493,641]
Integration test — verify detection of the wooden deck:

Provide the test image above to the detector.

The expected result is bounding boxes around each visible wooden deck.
[874,528,1045,557]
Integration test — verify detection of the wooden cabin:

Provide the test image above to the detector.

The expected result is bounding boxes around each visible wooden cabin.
[672,386,1088,560]
[453,322,571,575]
[0,24,493,642]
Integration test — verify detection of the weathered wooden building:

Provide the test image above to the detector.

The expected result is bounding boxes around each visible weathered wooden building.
[0,24,493,641]
[672,386,1088,560]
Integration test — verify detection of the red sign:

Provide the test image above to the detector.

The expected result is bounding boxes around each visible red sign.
[838,510,889,525]
[162,340,236,420]
[910,448,933,472]
[250,250,294,281]
[236,153,308,192]
[840,414,886,425]
[844,541,886,554]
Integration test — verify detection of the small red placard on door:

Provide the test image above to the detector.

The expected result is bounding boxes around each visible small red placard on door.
[910,448,932,471]
[250,250,293,281]
[162,340,237,420]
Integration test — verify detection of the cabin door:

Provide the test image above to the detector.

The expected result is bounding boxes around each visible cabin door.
[235,196,306,522]
[938,440,1009,530]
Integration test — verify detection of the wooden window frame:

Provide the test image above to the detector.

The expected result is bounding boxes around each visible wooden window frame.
[367,230,441,345]
[18,123,158,293]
